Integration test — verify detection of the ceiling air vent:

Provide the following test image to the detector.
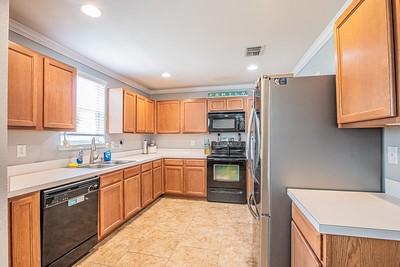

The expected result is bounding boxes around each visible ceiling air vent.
[245,45,265,57]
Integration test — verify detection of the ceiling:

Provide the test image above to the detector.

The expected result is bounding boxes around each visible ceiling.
[10,0,346,90]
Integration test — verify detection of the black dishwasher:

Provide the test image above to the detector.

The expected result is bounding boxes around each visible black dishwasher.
[41,177,99,267]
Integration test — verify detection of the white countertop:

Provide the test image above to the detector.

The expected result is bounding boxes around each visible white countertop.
[8,149,206,198]
[287,189,400,241]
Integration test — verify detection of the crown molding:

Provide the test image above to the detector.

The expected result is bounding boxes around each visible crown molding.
[9,19,151,94]
[292,0,352,76]
[150,83,255,95]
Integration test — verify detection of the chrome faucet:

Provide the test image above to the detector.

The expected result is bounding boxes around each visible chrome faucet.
[89,137,99,164]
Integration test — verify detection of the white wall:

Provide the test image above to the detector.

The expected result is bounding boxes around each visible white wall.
[296,36,336,77]
[0,0,9,265]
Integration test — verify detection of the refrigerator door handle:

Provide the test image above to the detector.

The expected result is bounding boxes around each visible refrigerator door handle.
[246,107,255,160]
[253,112,261,172]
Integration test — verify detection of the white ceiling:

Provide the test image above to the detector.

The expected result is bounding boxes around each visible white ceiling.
[10,0,346,90]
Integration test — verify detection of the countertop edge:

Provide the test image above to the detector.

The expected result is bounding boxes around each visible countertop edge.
[8,154,206,198]
[287,188,400,241]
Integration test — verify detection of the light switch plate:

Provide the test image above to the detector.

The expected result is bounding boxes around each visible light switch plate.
[388,146,398,165]
[17,145,27,158]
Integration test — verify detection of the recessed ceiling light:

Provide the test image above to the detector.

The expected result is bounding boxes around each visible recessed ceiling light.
[161,72,171,78]
[81,4,102,18]
[247,65,258,71]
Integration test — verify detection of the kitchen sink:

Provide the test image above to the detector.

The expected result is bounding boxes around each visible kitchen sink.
[78,160,136,169]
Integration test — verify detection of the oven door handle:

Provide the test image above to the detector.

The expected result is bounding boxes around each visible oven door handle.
[207,157,246,162]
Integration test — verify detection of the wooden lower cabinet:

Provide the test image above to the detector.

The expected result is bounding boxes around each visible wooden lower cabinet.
[141,170,153,207]
[291,222,321,267]
[123,174,141,219]
[184,166,206,197]
[9,192,41,267]
[99,181,124,239]
[153,166,163,198]
[164,165,184,194]
[291,203,400,266]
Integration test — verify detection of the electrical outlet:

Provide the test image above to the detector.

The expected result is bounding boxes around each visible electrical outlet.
[388,146,398,165]
[17,145,27,158]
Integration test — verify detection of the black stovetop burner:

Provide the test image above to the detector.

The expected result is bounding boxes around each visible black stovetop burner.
[208,141,246,159]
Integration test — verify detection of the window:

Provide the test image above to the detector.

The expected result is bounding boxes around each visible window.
[60,72,107,147]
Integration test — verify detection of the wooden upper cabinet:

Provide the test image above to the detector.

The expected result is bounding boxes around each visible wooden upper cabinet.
[181,99,207,133]
[146,99,155,133]
[291,222,321,267]
[208,99,227,112]
[43,58,77,130]
[8,42,42,128]
[208,97,245,112]
[9,192,41,267]
[156,100,181,133]
[226,97,245,110]
[136,95,147,133]
[335,0,396,124]
[123,90,136,133]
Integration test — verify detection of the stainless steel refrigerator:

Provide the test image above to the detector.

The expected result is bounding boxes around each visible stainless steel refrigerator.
[246,75,382,267]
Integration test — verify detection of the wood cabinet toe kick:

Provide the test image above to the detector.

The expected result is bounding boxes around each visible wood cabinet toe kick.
[291,202,400,267]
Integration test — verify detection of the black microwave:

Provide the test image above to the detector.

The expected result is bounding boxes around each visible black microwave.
[208,112,246,133]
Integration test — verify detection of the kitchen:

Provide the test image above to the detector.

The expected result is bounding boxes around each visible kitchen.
[2,0,400,267]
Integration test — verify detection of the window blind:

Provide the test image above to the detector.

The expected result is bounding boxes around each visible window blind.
[62,73,107,146]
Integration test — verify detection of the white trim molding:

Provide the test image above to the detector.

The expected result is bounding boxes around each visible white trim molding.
[151,83,255,95]
[9,19,151,94]
[292,0,352,76]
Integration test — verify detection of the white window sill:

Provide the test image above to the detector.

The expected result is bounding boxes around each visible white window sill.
[58,144,106,151]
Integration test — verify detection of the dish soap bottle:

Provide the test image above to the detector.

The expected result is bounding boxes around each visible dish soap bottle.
[76,149,84,165]
[104,143,112,162]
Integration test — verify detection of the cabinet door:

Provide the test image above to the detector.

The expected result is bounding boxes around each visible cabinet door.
[8,42,41,128]
[157,100,181,133]
[153,166,163,198]
[226,97,245,110]
[99,181,124,239]
[164,165,184,194]
[291,222,321,267]
[136,95,147,133]
[43,57,77,129]
[146,99,155,133]
[208,99,226,112]
[335,0,396,124]
[123,90,136,133]
[10,192,41,267]
[181,99,207,133]
[141,170,153,207]
[184,166,206,197]
[124,174,141,219]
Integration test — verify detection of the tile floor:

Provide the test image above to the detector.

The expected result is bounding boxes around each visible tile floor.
[75,197,259,267]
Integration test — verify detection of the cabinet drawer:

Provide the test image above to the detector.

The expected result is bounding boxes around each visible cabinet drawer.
[184,159,205,167]
[164,159,184,166]
[141,162,153,172]
[124,165,141,179]
[153,159,162,168]
[100,170,123,188]
[292,203,322,260]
